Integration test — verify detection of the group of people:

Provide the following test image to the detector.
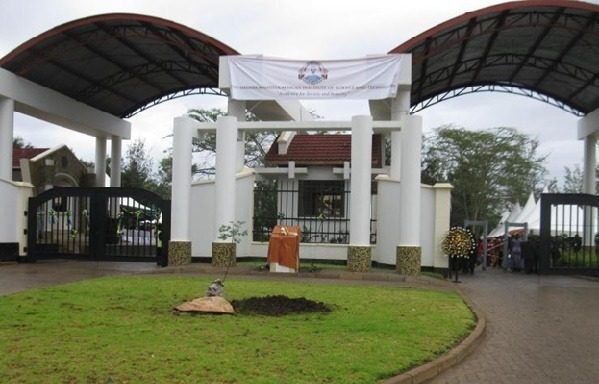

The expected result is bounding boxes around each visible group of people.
[454,236,486,275]
[456,232,540,274]
[487,233,540,273]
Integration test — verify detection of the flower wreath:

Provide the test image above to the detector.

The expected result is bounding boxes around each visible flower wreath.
[442,226,476,259]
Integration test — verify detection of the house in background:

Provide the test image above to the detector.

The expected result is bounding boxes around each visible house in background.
[2,145,93,260]
[12,144,93,195]
[254,132,385,245]
[12,147,47,183]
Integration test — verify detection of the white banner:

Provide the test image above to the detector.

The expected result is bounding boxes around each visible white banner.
[227,55,403,100]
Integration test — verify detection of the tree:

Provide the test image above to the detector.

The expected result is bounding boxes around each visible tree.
[151,148,190,199]
[560,163,599,193]
[544,177,560,193]
[13,137,33,149]
[121,139,155,189]
[562,164,584,193]
[422,125,547,226]
[156,149,173,191]
[187,108,276,177]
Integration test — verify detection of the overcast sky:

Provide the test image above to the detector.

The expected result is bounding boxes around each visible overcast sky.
[1,0,595,187]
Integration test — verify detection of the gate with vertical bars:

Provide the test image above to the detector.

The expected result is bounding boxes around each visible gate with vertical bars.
[539,193,599,276]
[27,187,170,266]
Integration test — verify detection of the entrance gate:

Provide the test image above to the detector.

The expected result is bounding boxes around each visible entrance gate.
[27,187,170,266]
[539,193,599,276]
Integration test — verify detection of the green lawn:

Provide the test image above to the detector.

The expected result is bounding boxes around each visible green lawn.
[0,276,475,384]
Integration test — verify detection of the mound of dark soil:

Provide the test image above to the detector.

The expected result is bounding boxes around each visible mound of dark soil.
[231,295,332,316]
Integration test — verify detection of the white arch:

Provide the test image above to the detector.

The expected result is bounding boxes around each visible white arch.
[53,172,79,188]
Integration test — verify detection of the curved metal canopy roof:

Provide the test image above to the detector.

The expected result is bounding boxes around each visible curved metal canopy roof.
[390,0,599,116]
[0,13,238,118]
[2,2,599,119]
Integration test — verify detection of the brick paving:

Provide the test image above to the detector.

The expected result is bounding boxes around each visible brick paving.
[429,269,599,384]
[0,260,156,295]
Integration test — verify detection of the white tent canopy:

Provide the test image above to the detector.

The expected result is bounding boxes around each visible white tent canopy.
[505,202,522,224]
[488,202,521,237]
[514,192,536,224]
[488,192,594,237]
[488,210,510,237]
[506,192,538,234]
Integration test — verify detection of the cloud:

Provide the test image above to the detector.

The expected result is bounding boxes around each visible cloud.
[2,0,595,182]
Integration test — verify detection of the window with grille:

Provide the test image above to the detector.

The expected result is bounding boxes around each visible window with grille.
[298,180,345,218]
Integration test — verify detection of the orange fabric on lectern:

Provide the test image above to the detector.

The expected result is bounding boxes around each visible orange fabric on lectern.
[267,225,301,270]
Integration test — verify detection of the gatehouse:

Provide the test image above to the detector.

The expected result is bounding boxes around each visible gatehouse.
[1,2,599,276]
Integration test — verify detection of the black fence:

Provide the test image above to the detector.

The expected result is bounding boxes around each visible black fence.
[27,187,170,265]
[540,193,599,276]
[253,180,377,244]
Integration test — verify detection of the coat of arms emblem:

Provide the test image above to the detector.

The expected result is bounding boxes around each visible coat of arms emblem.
[298,61,328,85]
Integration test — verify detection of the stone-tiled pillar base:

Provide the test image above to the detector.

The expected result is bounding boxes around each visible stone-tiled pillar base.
[347,246,372,272]
[396,246,421,275]
[168,241,191,266]
[212,242,236,267]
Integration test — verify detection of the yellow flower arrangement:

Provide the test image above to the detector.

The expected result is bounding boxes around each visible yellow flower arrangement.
[442,226,475,259]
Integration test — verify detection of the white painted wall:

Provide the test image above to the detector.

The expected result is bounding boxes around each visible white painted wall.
[374,176,451,268]
[247,241,348,261]
[189,179,215,257]
[374,176,401,264]
[235,170,255,256]
[419,185,435,267]
[0,178,33,255]
[432,184,453,269]
[187,168,451,269]
[189,169,255,257]
[189,168,351,262]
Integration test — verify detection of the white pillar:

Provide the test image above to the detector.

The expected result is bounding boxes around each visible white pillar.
[110,135,122,187]
[577,112,599,246]
[95,137,107,187]
[389,89,410,179]
[228,99,246,171]
[389,132,401,180]
[0,98,14,180]
[215,115,238,240]
[399,115,423,246]
[583,135,596,194]
[350,115,373,246]
[578,110,599,194]
[236,131,246,171]
[170,117,193,241]
[228,99,245,119]
[582,134,596,246]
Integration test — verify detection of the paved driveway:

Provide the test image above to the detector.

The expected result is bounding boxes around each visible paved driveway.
[0,260,158,296]
[430,269,599,384]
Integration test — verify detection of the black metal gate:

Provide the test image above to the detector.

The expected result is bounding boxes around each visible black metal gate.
[27,187,170,265]
[540,193,599,276]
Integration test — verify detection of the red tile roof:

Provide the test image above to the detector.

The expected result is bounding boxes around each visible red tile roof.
[12,148,49,167]
[265,134,382,167]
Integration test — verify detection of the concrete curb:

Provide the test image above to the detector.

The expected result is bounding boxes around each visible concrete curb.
[381,291,487,384]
